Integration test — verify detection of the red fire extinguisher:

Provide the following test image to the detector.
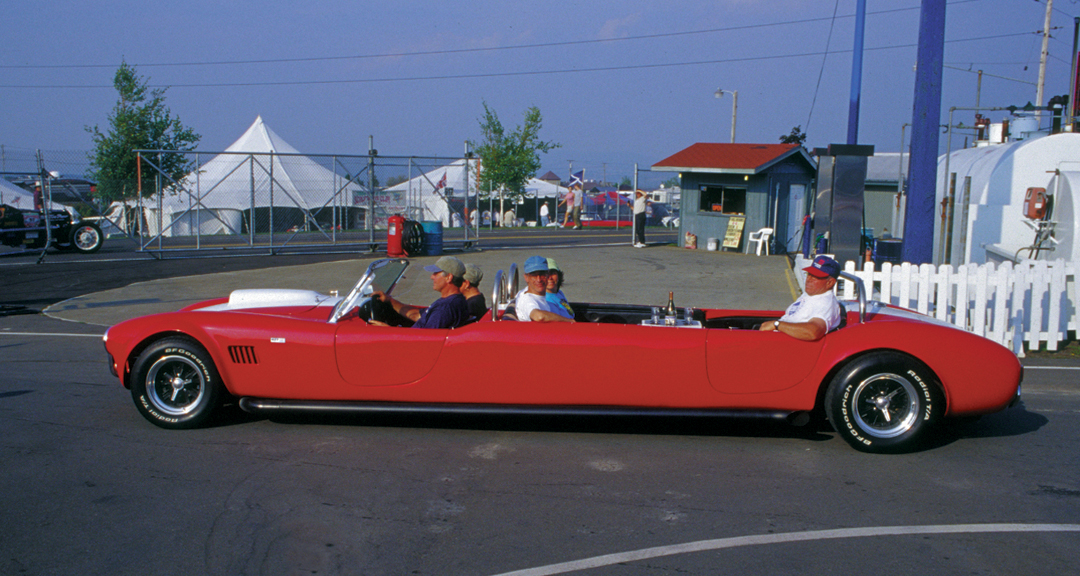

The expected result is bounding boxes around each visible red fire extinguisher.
[387,214,406,257]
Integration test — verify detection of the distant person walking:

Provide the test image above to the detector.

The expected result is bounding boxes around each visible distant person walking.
[540,201,550,227]
[571,183,583,229]
[559,189,574,227]
[633,190,649,248]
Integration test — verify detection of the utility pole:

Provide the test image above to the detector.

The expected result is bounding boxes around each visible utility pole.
[1036,0,1053,125]
[902,0,946,265]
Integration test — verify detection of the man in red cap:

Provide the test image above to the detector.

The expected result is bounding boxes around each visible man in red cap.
[760,255,842,341]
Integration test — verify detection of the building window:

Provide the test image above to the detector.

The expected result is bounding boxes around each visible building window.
[699,186,746,215]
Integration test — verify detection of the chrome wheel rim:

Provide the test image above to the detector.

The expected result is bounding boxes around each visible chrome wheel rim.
[145,355,205,416]
[73,226,100,250]
[851,374,919,438]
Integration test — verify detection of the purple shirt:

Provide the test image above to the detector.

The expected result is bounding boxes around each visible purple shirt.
[412,293,469,329]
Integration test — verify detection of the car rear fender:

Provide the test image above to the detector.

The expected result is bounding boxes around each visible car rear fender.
[808,346,940,418]
[809,317,1021,416]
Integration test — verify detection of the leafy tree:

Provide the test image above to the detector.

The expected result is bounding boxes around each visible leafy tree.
[662,176,680,189]
[619,176,633,189]
[779,125,807,146]
[469,102,559,201]
[86,61,200,203]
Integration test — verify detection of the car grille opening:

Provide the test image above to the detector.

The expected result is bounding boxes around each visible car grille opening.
[228,345,259,364]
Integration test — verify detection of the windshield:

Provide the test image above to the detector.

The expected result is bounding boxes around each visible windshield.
[329,258,409,323]
[367,258,409,295]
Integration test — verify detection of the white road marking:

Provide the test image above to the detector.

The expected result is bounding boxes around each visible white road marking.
[490,523,1080,576]
[1025,366,1080,370]
[0,332,104,338]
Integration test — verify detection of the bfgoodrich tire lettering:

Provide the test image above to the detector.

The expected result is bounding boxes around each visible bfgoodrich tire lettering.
[824,352,944,453]
[130,337,221,429]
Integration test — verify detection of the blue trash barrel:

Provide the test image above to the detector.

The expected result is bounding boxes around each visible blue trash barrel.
[420,221,443,256]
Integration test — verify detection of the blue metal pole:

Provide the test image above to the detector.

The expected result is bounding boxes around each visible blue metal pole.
[847,0,867,145]
[902,0,946,264]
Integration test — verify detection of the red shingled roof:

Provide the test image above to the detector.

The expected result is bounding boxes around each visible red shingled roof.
[653,143,803,172]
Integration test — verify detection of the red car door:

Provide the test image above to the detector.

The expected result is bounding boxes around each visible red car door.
[705,328,824,394]
[335,320,448,386]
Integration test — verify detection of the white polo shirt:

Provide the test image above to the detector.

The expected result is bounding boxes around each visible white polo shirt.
[779,290,842,331]
[514,291,569,321]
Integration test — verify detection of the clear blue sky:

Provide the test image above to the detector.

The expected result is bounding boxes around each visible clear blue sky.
[1,0,1075,183]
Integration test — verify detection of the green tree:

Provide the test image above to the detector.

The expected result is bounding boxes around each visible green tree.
[469,102,559,201]
[779,125,807,146]
[86,61,201,203]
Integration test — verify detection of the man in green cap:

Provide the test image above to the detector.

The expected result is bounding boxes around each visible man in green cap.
[370,255,469,329]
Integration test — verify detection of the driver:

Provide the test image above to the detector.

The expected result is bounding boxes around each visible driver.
[759,255,842,341]
[370,256,470,329]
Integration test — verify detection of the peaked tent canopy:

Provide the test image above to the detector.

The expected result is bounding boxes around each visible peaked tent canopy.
[146,116,364,236]
[0,178,69,211]
[384,158,481,226]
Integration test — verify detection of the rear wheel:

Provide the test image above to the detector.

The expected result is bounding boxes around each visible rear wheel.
[824,352,944,453]
[69,222,103,253]
[130,337,222,429]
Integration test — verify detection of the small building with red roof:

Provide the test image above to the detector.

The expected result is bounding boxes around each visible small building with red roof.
[653,143,815,252]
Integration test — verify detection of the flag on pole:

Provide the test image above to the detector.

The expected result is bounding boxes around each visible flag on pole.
[434,171,447,193]
[568,170,584,188]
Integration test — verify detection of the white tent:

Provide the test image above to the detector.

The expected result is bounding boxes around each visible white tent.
[0,178,69,212]
[384,158,480,226]
[523,178,568,199]
[146,116,362,236]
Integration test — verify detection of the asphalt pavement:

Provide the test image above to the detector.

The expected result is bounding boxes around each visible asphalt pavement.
[38,242,798,327]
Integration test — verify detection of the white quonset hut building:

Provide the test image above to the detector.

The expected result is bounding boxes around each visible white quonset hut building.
[935,132,1080,265]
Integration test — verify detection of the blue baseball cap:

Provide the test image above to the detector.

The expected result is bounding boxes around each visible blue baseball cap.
[804,255,840,279]
[523,255,549,274]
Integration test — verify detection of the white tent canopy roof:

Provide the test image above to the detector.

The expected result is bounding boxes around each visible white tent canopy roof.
[385,158,479,224]
[0,178,68,211]
[158,116,357,213]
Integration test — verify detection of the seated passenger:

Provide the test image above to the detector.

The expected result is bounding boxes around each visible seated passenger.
[461,263,488,319]
[759,255,842,341]
[370,256,469,329]
[544,258,574,318]
[514,256,574,323]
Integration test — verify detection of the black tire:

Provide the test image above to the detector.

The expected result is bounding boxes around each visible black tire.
[824,352,944,453]
[69,222,103,253]
[129,337,222,429]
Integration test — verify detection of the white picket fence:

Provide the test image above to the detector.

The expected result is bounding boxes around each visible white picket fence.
[793,255,1078,357]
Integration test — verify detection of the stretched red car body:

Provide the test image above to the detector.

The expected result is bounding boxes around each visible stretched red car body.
[103,259,1022,453]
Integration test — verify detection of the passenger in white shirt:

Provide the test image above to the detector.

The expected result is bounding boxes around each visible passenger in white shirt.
[514,256,574,322]
[760,255,842,341]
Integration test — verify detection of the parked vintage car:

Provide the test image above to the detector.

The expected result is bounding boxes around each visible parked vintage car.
[102,259,1022,453]
[0,203,104,253]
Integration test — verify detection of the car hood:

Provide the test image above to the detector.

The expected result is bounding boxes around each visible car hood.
[194,289,343,314]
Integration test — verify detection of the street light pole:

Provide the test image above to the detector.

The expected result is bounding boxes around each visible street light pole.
[714,88,738,143]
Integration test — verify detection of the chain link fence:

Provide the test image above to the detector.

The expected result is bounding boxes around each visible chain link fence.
[2,146,487,256]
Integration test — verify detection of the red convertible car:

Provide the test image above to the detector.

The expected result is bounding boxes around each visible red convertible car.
[103,258,1022,453]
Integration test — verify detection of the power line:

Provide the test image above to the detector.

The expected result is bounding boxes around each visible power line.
[0,5,929,70]
[0,32,1033,90]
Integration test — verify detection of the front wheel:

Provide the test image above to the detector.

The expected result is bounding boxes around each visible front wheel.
[824,352,944,453]
[130,337,222,429]
[69,222,103,253]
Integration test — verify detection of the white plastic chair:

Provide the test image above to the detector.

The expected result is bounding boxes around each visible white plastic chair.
[746,227,773,255]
